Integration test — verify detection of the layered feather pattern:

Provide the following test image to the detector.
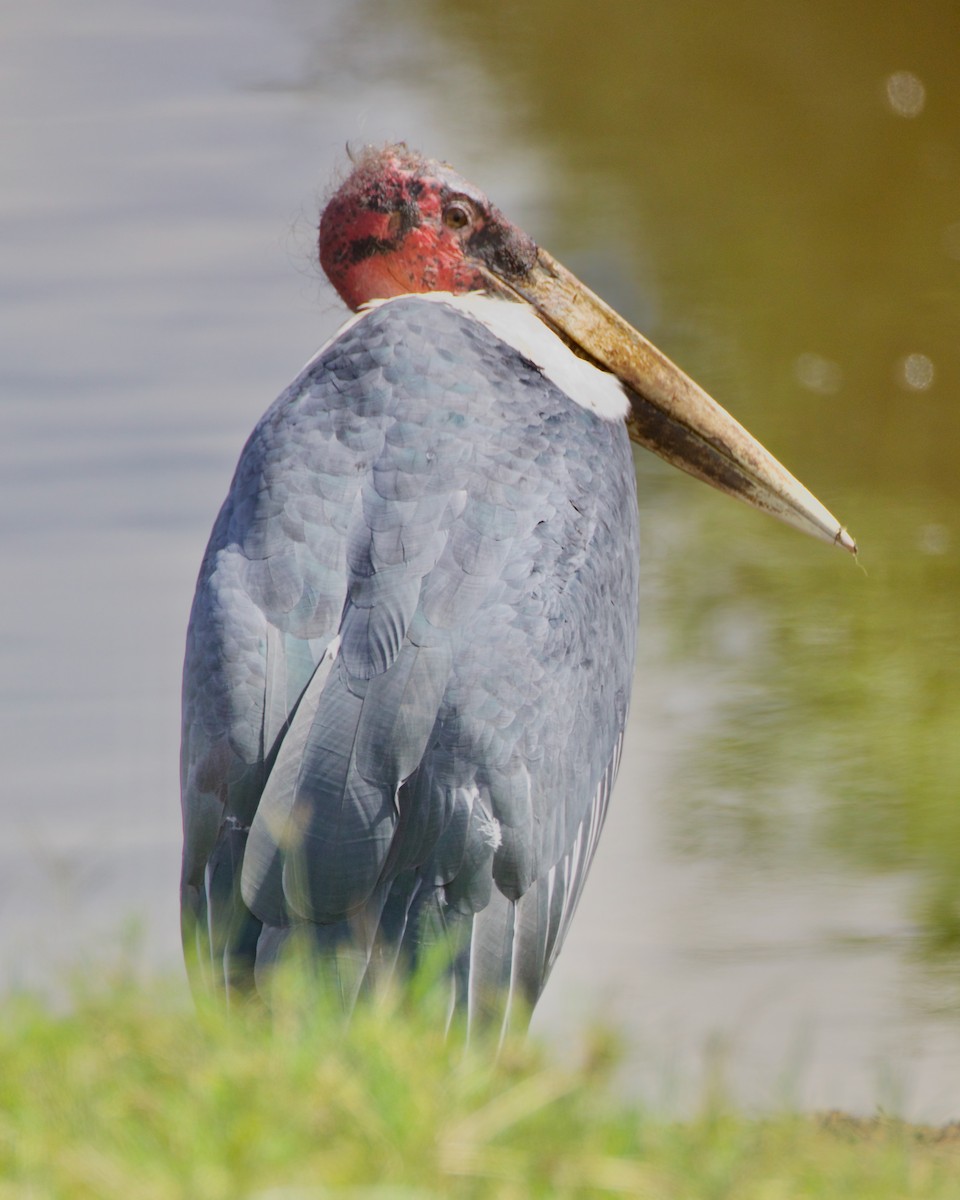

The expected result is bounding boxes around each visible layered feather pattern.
[180,294,639,1025]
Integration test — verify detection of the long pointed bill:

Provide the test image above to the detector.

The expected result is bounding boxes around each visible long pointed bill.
[484,249,856,554]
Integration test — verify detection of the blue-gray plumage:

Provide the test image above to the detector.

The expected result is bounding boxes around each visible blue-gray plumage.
[180,146,854,1031]
[182,294,638,1022]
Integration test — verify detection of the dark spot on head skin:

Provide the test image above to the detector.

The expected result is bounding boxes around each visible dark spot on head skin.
[395,200,421,238]
[361,179,399,213]
[466,220,538,280]
[349,236,396,264]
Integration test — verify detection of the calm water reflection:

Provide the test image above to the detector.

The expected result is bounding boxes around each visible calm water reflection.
[3,0,959,1118]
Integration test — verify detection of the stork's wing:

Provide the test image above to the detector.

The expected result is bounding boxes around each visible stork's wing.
[180,296,639,1016]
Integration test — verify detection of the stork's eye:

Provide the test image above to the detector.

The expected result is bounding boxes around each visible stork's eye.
[442,200,473,230]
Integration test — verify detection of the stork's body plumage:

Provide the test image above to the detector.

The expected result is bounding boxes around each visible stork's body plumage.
[181,147,853,1029]
[182,292,638,1021]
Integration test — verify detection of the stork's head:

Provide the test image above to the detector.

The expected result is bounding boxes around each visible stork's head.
[319,145,538,310]
[319,145,855,554]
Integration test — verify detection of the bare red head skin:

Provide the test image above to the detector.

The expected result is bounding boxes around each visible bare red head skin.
[318,145,538,312]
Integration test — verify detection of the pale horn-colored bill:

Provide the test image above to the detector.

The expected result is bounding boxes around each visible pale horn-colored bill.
[486,249,856,554]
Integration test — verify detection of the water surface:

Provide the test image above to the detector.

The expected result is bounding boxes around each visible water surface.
[3,0,959,1119]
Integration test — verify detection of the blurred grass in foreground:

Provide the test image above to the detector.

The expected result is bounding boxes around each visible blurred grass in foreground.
[1,960,959,1198]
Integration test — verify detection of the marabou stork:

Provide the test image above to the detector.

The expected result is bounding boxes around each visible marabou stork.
[181,145,854,1031]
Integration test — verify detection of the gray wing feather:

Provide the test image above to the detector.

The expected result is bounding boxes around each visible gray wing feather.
[240,637,340,925]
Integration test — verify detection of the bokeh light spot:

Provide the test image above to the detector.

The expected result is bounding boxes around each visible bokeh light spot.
[794,352,842,395]
[899,353,935,390]
[885,70,926,117]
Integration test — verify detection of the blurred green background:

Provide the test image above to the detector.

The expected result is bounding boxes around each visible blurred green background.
[3,0,959,1115]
